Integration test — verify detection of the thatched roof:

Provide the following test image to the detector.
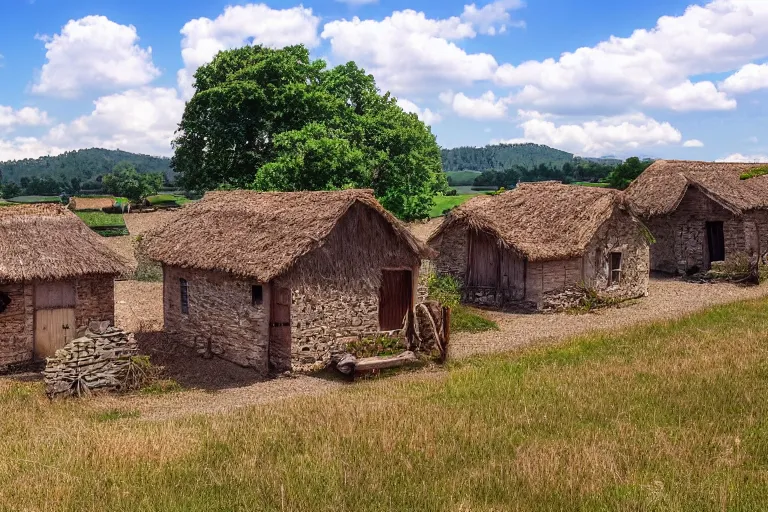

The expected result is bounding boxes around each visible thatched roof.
[143,189,433,281]
[69,197,115,211]
[625,160,768,217]
[429,182,635,262]
[0,204,128,283]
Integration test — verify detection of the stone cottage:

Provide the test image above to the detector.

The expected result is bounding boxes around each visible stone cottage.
[428,182,650,309]
[143,189,432,374]
[625,160,768,274]
[0,204,127,370]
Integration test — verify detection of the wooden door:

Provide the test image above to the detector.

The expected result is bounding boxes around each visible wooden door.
[34,308,76,359]
[269,285,292,372]
[379,270,413,330]
[34,281,77,359]
[706,221,725,265]
[467,231,499,287]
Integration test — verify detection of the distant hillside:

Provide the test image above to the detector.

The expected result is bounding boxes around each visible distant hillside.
[441,143,621,172]
[0,148,173,184]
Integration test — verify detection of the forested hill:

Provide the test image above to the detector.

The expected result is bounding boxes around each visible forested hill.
[0,148,172,184]
[441,143,620,172]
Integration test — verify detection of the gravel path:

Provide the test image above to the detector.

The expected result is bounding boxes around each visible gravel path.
[450,277,768,359]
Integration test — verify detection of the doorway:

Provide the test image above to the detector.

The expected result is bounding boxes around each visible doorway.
[34,281,76,359]
[269,285,292,372]
[706,221,725,266]
[379,270,413,330]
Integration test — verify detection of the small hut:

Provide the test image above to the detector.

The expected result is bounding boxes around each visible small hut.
[428,182,650,309]
[625,160,768,274]
[68,196,116,211]
[143,189,433,374]
[0,204,127,370]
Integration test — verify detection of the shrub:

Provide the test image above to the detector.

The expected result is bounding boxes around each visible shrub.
[445,189,458,196]
[427,273,461,308]
[346,335,405,358]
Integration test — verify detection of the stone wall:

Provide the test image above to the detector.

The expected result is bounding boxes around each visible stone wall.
[647,187,746,274]
[416,259,433,303]
[430,224,468,285]
[163,266,270,375]
[0,282,34,369]
[583,208,650,300]
[75,276,115,331]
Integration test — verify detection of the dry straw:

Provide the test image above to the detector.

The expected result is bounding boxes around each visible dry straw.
[143,189,434,282]
[429,181,635,262]
[0,204,128,282]
[625,160,768,218]
[69,197,116,211]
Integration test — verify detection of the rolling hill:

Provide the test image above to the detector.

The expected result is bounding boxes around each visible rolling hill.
[441,143,621,173]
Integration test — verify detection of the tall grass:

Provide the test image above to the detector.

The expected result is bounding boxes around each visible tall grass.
[2,299,768,510]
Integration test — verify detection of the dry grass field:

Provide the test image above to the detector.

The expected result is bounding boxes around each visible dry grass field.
[2,297,768,510]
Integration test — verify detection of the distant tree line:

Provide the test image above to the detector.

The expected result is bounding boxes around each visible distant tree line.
[441,143,576,173]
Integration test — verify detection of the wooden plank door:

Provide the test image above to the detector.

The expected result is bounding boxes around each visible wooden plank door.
[379,270,413,330]
[706,221,725,266]
[269,285,292,372]
[34,308,76,359]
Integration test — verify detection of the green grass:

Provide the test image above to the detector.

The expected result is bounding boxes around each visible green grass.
[430,194,479,218]
[740,165,768,180]
[7,195,62,203]
[451,305,499,333]
[572,181,609,187]
[74,211,126,228]
[3,299,768,509]
[146,194,190,206]
[445,170,482,186]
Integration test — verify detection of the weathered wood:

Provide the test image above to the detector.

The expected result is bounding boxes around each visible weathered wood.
[354,351,418,372]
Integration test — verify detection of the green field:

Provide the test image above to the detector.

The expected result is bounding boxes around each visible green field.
[7,195,62,203]
[75,211,126,228]
[147,194,190,206]
[445,170,482,186]
[430,194,479,217]
[572,181,609,187]
[2,298,768,509]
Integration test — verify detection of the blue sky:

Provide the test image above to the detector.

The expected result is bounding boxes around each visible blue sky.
[1,0,767,162]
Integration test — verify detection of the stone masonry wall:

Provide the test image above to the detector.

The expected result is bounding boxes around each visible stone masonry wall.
[430,225,468,285]
[583,209,650,300]
[75,276,115,332]
[0,282,34,369]
[647,187,745,274]
[163,266,270,375]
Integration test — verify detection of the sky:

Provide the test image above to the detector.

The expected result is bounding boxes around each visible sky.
[0,0,767,163]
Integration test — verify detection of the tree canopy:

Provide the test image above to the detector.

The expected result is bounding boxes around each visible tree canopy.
[102,162,163,204]
[605,157,653,190]
[172,45,446,220]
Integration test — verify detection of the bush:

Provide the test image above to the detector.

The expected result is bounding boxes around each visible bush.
[427,273,461,308]
[445,189,458,196]
[346,335,405,358]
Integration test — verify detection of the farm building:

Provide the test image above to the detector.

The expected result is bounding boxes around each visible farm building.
[428,182,650,309]
[625,160,768,274]
[0,204,127,370]
[143,189,432,374]
[68,196,115,211]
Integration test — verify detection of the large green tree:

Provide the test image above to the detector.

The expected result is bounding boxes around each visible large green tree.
[172,45,446,220]
[103,162,163,204]
[606,157,653,190]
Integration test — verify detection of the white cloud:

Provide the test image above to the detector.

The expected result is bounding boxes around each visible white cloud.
[0,106,50,130]
[444,91,509,119]
[0,137,65,162]
[397,98,442,125]
[717,153,768,163]
[32,16,160,98]
[720,63,768,94]
[335,0,378,5]
[494,0,768,113]
[683,139,704,148]
[321,9,498,94]
[494,112,682,155]
[46,87,184,156]
[178,4,321,98]
[460,0,525,35]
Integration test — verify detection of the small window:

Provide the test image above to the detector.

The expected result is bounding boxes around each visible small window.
[179,278,189,314]
[609,252,622,285]
[252,285,263,306]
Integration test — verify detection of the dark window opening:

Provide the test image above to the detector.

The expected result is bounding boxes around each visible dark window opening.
[180,278,189,314]
[0,291,10,314]
[252,285,263,306]
[610,252,622,285]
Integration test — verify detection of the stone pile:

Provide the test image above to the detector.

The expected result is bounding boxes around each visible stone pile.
[541,287,590,313]
[44,321,139,398]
